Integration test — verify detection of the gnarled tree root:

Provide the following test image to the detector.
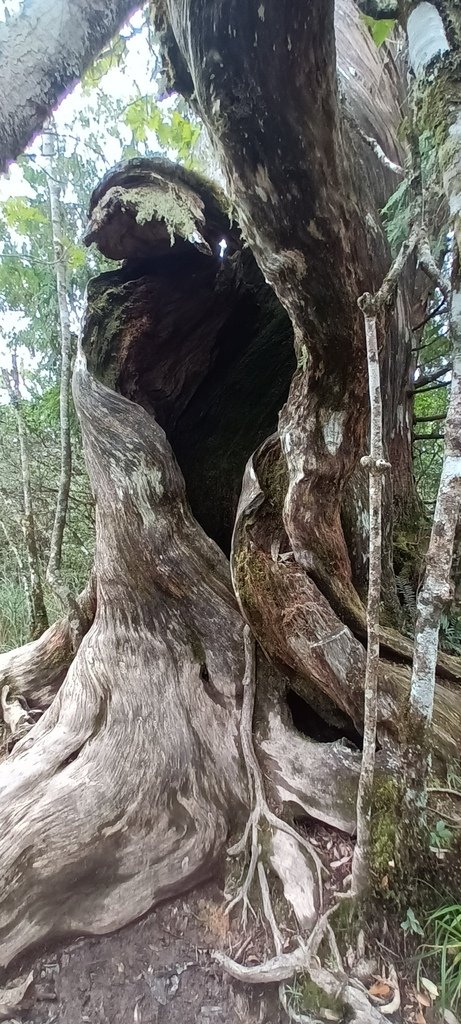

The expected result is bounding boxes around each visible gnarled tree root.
[0,356,364,972]
[219,627,385,1024]
[225,628,324,932]
[0,575,95,713]
[215,902,389,1024]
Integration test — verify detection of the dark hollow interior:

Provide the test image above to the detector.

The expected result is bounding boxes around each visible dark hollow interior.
[84,244,296,553]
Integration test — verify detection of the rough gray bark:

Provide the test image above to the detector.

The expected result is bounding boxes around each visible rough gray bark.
[0,0,139,172]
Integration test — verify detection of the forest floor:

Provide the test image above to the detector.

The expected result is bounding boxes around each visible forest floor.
[1,823,444,1024]
[8,879,283,1024]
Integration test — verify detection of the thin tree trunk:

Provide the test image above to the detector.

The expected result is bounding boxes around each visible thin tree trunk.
[403,0,461,816]
[43,128,73,584]
[1,352,48,639]
[406,291,461,813]
[0,517,32,628]
[351,310,389,894]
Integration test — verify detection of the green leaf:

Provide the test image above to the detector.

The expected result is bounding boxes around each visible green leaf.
[361,13,396,46]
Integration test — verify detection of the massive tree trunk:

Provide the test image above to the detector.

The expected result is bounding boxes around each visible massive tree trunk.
[2,0,461,975]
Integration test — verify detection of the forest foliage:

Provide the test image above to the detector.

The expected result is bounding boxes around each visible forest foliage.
[0,15,206,651]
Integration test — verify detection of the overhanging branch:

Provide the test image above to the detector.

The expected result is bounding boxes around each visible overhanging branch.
[0,0,140,171]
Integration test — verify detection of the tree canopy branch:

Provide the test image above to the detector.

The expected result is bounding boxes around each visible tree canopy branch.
[0,0,140,171]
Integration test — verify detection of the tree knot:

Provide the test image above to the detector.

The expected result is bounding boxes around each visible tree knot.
[360,455,391,474]
[357,292,378,317]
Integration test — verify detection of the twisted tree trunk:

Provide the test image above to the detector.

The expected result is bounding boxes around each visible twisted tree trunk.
[2,0,461,976]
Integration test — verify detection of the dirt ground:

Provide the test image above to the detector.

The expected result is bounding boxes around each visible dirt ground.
[7,881,283,1024]
[2,822,432,1023]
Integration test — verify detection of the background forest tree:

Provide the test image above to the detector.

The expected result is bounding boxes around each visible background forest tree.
[1,1,461,1022]
[0,9,206,650]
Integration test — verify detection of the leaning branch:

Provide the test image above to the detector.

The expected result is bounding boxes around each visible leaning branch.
[0,0,140,171]
[413,413,447,423]
[414,361,452,389]
[413,432,445,441]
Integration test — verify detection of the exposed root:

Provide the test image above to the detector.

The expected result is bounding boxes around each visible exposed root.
[0,574,96,712]
[0,359,248,969]
[216,900,389,1023]
[219,627,389,1020]
[1,684,38,748]
[225,626,324,930]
